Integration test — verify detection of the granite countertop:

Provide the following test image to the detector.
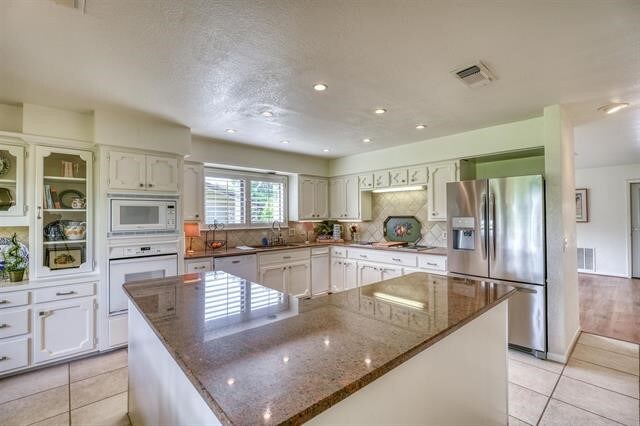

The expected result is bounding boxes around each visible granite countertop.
[186,242,448,259]
[123,272,515,425]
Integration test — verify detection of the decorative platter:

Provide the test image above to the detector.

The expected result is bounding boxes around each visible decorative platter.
[383,216,422,243]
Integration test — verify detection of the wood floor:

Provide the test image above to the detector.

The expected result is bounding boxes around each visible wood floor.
[579,273,640,344]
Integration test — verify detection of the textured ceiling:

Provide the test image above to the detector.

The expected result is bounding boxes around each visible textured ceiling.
[1,0,639,158]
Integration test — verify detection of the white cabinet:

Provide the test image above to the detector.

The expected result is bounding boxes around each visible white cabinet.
[380,265,402,281]
[183,163,204,221]
[358,262,382,286]
[33,297,95,363]
[0,143,25,218]
[290,175,329,220]
[108,151,146,190]
[390,168,408,186]
[146,155,179,192]
[373,171,390,188]
[216,255,257,282]
[311,249,329,296]
[344,259,357,289]
[259,262,310,296]
[330,258,357,292]
[358,174,374,190]
[185,257,213,273]
[330,175,372,221]
[428,161,458,221]
[407,166,428,185]
[108,151,179,192]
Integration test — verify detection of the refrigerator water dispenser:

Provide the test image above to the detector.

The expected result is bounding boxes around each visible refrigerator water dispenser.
[452,217,475,250]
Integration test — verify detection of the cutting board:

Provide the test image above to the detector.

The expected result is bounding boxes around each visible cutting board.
[373,241,407,247]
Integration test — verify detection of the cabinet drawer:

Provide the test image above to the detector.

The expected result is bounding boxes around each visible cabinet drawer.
[418,254,447,272]
[311,246,329,256]
[331,247,347,258]
[0,291,30,309]
[185,258,214,273]
[0,309,30,339]
[348,248,417,268]
[0,337,29,373]
[373,171,390,188]
[34,282,96,304]
[258,249,310,265]
[408,166,428,185]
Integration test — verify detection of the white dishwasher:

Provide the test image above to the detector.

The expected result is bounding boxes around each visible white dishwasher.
[215,254,257,283]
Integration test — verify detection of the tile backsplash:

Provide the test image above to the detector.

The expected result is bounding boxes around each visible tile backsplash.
[346,190,447,247]
[187,189,447,251]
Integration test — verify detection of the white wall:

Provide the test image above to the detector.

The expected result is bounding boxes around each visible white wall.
[543,104,580,363]
[22,103,93,142]
[330,117,543,175]
[191,136,330,176]
[575,163,640,277]
[0,104,22,132]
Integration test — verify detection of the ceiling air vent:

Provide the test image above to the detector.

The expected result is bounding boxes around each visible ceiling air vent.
[452,61,496,88]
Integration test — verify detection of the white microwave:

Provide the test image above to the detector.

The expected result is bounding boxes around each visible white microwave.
[110,198,177,233]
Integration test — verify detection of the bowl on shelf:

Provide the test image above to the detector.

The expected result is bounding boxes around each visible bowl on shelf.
[63,221,86,240]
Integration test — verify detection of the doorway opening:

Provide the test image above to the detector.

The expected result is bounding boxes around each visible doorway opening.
[631,182,640,278]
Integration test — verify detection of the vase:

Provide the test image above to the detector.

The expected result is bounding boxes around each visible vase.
[8,270,24,282]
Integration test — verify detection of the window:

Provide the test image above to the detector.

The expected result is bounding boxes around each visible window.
[205,168,287,228]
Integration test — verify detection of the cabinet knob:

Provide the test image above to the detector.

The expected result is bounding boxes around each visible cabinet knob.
[148,183,153,188]
[0,300,9,305]
[0,324,8,329]
[0,356,8,362]
[139,183,144,187]
[195,214,199,218]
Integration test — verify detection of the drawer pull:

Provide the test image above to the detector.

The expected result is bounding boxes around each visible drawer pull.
[426,262,438,267]
[0,356,8,361]
[283,256,291,259]
[0,324,8,329]
[392,258,401,262]
[359,254,367,258]
[194,266,206,270]
[0,300,9,304]
[56,291,77,296]
[39,311,51,317]
[231,260,241,264]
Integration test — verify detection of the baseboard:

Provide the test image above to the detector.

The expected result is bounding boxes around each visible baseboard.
[547,327,581,364]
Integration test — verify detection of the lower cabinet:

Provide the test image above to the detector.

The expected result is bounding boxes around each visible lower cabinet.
[33,297,96,363]
[184,257,214,273]
[259,261,310,297]
[330,258,357,292]
[311,253,329,295]
[357,262,402,287]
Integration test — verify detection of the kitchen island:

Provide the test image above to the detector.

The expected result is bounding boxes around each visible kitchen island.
[124,271,515,425]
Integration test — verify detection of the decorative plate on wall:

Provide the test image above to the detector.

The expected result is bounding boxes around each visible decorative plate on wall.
[383,216,422,243]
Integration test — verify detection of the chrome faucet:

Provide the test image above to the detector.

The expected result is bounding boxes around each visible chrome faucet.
[271,221,285,246]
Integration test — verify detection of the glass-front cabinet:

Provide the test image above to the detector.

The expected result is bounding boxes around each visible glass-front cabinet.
[0,143,25,217]
[35,146,93,277]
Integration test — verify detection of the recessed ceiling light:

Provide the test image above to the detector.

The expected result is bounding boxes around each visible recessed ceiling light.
[313,83,328,91]
[362,138,372,143]
[261,111,273,117]
[598,102,630,114]
[281,140,290,144]
[225,128,237,134]
[323,149,330,152]
[416,124,426,129]
[374,108,387,114]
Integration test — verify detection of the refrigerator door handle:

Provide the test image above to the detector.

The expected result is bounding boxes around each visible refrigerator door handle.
[489,193,496,259]
[480,194,487,260]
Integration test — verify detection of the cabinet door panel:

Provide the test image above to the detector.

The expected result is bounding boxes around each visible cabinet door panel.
[343,260,358,289]
[344,176,360,219]
[390,168,408,186]
[428,162,457,220]
[373,171,390,188]
[109,152,146,190]
[299,179,316,219]
[329,178,346,219]
[33,298,95,363]
[146,156,178,192]
[0,144,25,217]
[358,174,374,190]
[314,179,329,219]
[311,255,329,295]
[330,260,345,292]
[183,164,204,221]
[408,166,428,185]
[287,262,310,297]
[259,265,286,293]
[358,262,381,287]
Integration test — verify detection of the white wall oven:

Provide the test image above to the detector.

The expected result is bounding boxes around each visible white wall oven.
[109,197,177,234]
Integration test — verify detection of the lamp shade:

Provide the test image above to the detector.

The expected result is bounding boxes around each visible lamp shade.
[303,222,315,232]
[184,222,201,237]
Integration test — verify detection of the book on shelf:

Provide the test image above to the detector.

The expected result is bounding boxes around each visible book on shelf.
[44,184,53,209]
[50,186,61,209]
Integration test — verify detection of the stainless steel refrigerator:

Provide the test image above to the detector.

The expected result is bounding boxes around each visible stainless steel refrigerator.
[446,175,547,358]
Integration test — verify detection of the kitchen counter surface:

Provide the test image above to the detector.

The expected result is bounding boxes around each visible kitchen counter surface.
[185,241,448,259]
[124,272,514,425]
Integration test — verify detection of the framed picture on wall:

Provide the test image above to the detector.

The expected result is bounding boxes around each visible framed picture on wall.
[575,188,589,222]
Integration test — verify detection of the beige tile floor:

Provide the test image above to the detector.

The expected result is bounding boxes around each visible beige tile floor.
[0,349,129,426]
[0,332,637,425]
[509,332,640,426]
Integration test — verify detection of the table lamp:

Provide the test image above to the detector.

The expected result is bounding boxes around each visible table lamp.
[184,222,201,254]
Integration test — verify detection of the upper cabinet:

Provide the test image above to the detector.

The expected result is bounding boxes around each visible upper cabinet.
[0,143,25,217]
[389,168,408,186]
[35,146,93,277]
[358,174,374,190]
[330,175,371,221]
[108,151,178,192]
[289,175,329,221]
[427,161,458,221]
[407,166,428,185]
[183,163,204,222]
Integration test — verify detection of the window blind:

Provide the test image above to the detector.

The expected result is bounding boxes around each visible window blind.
[204,175,246,226]
[250,180,284,225]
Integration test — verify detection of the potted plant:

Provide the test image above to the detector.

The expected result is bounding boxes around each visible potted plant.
[314,220,337,240]
[2,233,28,282]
